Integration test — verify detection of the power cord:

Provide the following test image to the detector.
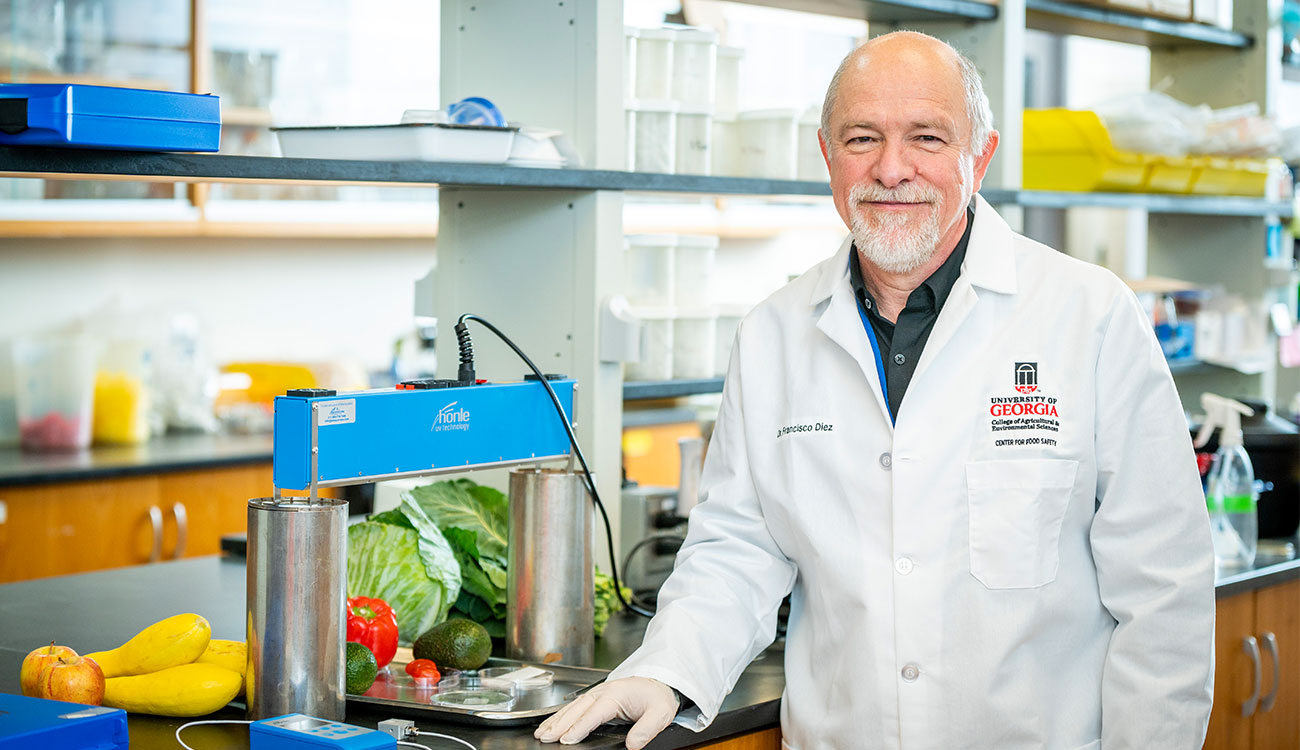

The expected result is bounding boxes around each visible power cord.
[175,719,252,750]
[455,313,654,618]
[621,533,687,612]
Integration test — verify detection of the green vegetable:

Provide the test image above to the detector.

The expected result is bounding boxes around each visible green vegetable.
[405,480,510,637]
[346,502,462,646]
[345,641,379,695]
[412,617,493,670]
[594,569,630,638]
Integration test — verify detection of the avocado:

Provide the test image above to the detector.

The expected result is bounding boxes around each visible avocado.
[412,617,493,671]
[345,641,379,695]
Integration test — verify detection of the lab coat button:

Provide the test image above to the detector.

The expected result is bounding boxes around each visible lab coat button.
[895,557,913,575]
[893,353,906,365]
[878,452,892,469]
[901,664,920,682]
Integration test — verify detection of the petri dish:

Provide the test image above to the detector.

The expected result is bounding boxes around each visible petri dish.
[479,666,555,691]
[432,687,517,711]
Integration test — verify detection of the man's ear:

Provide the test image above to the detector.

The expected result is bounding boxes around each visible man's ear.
[969,129,999,193]
[819,128,831,170]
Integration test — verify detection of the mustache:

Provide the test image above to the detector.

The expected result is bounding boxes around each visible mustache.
[849,182,941,205]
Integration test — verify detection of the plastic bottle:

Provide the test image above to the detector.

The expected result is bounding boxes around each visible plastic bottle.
[1194,393,1258,569]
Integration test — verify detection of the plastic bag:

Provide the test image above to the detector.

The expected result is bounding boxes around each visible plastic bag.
[1092,91,1207,156]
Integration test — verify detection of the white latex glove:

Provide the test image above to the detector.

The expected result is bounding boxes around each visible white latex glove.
[534,676,680,749]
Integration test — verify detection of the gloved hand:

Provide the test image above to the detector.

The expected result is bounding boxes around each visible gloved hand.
[534,676,681,749]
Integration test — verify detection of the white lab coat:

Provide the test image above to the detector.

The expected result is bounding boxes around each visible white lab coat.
[608,194,1215,750]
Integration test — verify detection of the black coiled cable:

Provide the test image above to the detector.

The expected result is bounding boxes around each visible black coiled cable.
[454,314,655,618]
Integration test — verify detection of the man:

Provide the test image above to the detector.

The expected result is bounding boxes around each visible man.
[538,31,1214,749]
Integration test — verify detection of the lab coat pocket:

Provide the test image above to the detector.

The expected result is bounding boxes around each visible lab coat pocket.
[965,459,1079,589]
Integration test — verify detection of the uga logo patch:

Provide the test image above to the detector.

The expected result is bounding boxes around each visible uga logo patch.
[1014,362,1038,393]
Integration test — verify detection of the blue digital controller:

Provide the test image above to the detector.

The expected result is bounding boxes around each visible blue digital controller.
[249,714,396,750]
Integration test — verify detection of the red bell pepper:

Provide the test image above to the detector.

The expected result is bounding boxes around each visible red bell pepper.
[346,596,399,668]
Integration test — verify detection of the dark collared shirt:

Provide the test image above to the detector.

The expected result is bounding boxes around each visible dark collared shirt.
[849,204,975,420]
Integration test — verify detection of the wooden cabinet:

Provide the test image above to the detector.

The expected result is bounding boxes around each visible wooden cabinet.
[1206,579,1300,750]
[698,728,780,750]
[0,463,274,583]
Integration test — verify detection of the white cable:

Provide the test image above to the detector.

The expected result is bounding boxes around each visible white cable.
[174,719,253,750]
[397,742,434,750]
[410,730,479,750]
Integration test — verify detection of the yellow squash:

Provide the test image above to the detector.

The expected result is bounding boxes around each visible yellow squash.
[85,613,211,678]
[103,663,242,717]
[195,639,247,697]
[195,639,246,676]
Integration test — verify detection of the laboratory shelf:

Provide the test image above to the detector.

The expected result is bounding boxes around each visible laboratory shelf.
[726,0,997,23]
[984,189,1294,219]
[0,147,833,197]
[2,148,1291,217]
[623,378,725,401]
[1025,0,1252,48]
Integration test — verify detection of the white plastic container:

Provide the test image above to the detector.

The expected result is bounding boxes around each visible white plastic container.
[673,310,718,380]
[634,27,674,101]
[737,109,801,180]
[713,304,750,377]
[797,106,826,182]
[670,27,717,112]
[628,100,678,173]
[274,123,516,163]
[674,234,718,306]
[711,115,738,177]
[624,234,677,307]
[626,307,675,381]
[715,46,744,119]
[13,335,99,451]
[675,107,712,175]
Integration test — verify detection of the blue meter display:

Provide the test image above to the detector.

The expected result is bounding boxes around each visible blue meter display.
[249,714,395,750]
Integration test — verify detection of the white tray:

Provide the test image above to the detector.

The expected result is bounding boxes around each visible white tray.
[273,123,517,163]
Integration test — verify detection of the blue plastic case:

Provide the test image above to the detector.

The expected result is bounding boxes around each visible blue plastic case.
[0,693,129,750]
[0,83,220,151]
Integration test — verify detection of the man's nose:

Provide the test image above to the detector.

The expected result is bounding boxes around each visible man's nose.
[873,141,916,188]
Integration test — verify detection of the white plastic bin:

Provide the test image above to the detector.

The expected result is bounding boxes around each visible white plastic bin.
[715,46,744,119]
[737,109,801,180]
[797,106,826,182]
[670,27,717,112]
[624,234,677,307]
[711,115,738,177]
[634,27,674,101]
[627,100,677,173]
[674,234,718,306]
[713,304,750,377]
[673,310,718,380]
[626,307,674,382]
[675,107,712,175]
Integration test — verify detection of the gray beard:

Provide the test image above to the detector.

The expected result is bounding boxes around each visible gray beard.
[848,182,944,275]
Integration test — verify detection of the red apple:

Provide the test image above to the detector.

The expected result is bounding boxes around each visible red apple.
[20,641,78,697]
[33,654,105,706]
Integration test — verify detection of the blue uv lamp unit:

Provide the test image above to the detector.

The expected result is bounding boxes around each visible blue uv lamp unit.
[272,377,575,491]
[249,714,394,750]
[0,693,128,750]
[0,83,221,152]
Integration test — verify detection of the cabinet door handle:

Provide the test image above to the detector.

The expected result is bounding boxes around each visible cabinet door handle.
[1261,631,1280,712]
[1243,635,1262,717]
[147,505,163,564]
[171,502,188,560]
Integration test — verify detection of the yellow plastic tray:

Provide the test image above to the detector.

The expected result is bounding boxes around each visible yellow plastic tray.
[1023,109,1274,196]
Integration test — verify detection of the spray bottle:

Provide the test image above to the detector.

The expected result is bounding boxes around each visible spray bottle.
[1194,393,1258,569]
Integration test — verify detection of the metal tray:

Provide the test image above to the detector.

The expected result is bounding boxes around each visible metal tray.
[348,656,608,727]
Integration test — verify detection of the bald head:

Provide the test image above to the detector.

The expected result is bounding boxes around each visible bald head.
[820,31,993,159]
